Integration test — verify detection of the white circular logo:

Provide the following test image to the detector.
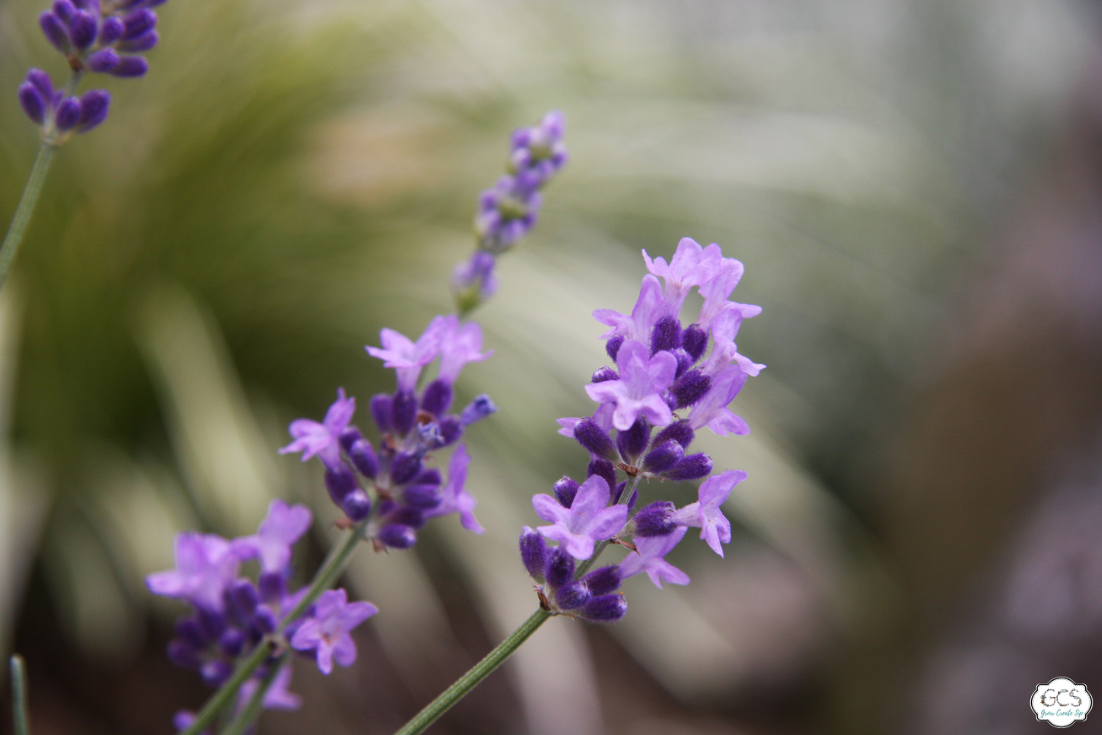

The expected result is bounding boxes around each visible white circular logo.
[1031,678,1093,728]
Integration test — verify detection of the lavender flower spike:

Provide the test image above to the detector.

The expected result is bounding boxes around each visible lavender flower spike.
[670,469,747,557]
[618,526,691,589]
[585,339,678,431]
[290,588,378,675]
[279,387,355,468]
[532,474,628,559]
[231,499,312,573]
[423,444,484,533]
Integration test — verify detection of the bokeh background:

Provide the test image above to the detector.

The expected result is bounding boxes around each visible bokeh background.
[2,0,1102,733]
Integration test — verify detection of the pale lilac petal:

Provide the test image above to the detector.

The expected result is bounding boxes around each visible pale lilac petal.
[619,527,689,588]
[315,642,335,675]
[438,320,493,384]
[539,525,595,559]
[532,494,571,525]
[706,409,751,436]
[323,388,356,433]
[314,588,346,620]
[145,570,188,597]
[290,618,321,650]
[260,500,312,546]
[646,559,691,588]
[567,475,611,526]
[334,600,379,630]
[557,417,581,437]
[262,667,301,710]
[332,633,358,667]
[593,308,633,340]
[581,504,628,542]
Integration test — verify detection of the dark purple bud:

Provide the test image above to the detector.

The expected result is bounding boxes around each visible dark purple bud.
[545,547,575,589]
[18,84,45,125]
[230,579,259,619]
[167,639,202,669]
[439,415,463,445]
[581,594,627,623]
[258,571,286,604]
[605,335,624,361]
[71,0,91,9]
[652,420,694,450]
[110,56,148,77]
[26,70,53,102]
[616,418,651,462]
[415,468,442,485]
[172,711,196,732]
[673,348,693,378]
[54,97,81,131]
[671,370,711,409]
[611,480,627,504]
[642,440,683,473]
[39,12,71,51]
[587,457,616,490]
[574,417,615,459]
[121,9,157,40]
[391,390,417,435]
[175,617,205,648]
[460,394,496,425]
[87,48,120,73]
[390,452,421,485]
[555,582,591,610]
[650,315,682,355]
[369,393,392,433]
[201,660,233,687]
[553,476,578,508]
[403,484,441,509]
[591,366,618,383]
[627,485,638,511]
[324,462,358,504]
[385,504,425,528]
[253,605,278,634]
[378,523,417,549]
[633,501,676,536]
[666,453,713,481]
[76,89,109,131]
[68,10,97,50]
[420,379,452,416]
[196,607,226,640]
[417,420,444,448]
[682,324,708,362]
[520,527,548,581]
[98,16,124,45]
[342,489,371,521]
[219,628,244,658]
[339,426,364,452]
[52,0,75,24]
[117,29,158,52]
[581,566,621,596]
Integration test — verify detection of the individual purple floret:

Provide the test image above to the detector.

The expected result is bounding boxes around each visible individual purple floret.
[146,533,240,612]
[532,475,629,560]
[231,499,313,574]
[618,527,691,589]
[670,469,745,557]
[290,589,378,675]
[279,387,355,468]
[17,69,110,138]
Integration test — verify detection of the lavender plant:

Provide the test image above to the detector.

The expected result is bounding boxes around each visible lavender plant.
[1,0,165,291]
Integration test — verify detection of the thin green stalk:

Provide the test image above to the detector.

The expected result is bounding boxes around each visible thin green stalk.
[392,608,551,735]
[218,653,289,735]
[180,525,364,735]
[0,143,56,293]
[9,655,30,735]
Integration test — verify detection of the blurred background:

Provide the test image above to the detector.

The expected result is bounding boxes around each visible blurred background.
[2,0,1102,732]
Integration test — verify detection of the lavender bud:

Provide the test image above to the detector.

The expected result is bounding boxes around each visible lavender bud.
[403,484,442,509]
[324,462,358,504]
[18,84,45,125]
[76,89,109,131]
[349,440,378,478]
[97,16,124,45]
[121,8,157,39]
[545,547,575,589]
[175,618,205,648]
[633,501,676,536]
[52,0,75,24]
[553,476,578,508]
[666,453,713,481]
[460,394,496,425]
[605,335,624,361]
[230,579,259,619]
[616,418,651,462]
[117,29,158,52]
[378,523,417,549]
[173,711,196,732]
[555,582,591,610]
[219,628,244,658]
[201,660,233,687]
[342,489,372,521]
[587,457,616,489]
[196,608,226,640]
[420,379,452,416]
[26,70,53,101]
[581,594,627,623]
[390,452,421,485]
[650,315,682,355]
[415,468,442,485]
[591,366,618,383]
[110,56,149,77]
[673,348,693,378]
[68,10,97,50]
[611,480,627,504]
[87,48,120,73]
[439,415,464,445]
[369,393,392,433]
[391,390,417,435]
[671,370,711,409]
[54,97,81,131]
[581,566,621,596]
[253,605,278,634]
[652,420,694,450]
[39,11,71,52]
[574,417,615,459]
[167,639,202,669]
[520,526,548,581]
[258,571,286,604]
[682,324,708,362]
[385,504,425,528]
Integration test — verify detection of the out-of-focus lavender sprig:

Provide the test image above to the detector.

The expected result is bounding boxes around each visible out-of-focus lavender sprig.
[452,111,568,315]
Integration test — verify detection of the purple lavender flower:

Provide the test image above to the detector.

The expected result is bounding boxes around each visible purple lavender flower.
[584,339,678,431]
[279,388,355,468]
[687,365,750,437]
[231,500,312,574]
[146,533,239,611]
[670,469,746,557]
[423,444,484,533]
[290,589,378,675]
[618,526,690,589]
[593,274,665,346]
[365,317,448,392]
[452,251,498,303]
[437,317,493,385]
[532,475,629,559]
[236,666,301,712]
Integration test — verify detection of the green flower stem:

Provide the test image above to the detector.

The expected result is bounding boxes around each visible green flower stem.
[9,655,30,735]
[0,142,56,293]
[392,608,552,735]
[218,653,289,735]
[180,524,365,735]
